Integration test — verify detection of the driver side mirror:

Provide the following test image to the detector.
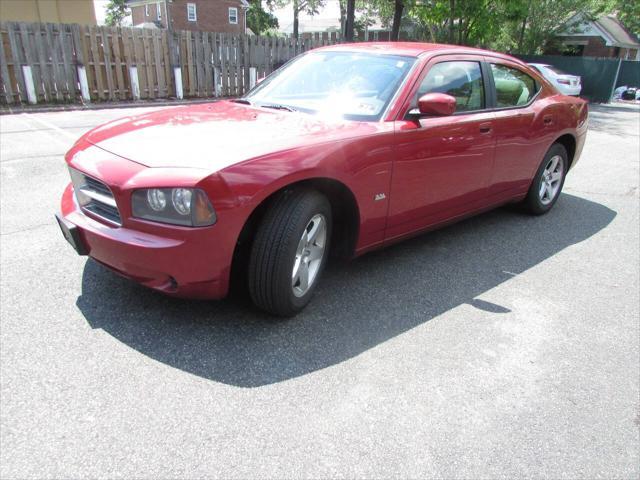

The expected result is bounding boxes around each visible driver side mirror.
[411,93,457,117]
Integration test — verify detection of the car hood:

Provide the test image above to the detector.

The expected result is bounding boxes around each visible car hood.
[83,101,377,170]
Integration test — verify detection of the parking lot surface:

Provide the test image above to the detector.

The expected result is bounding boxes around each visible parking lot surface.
[1,102,639,478]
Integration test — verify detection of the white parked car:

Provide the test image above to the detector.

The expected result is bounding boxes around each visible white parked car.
[529,63,582,96]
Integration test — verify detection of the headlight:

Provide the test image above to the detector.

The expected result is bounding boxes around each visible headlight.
[147,189,167,211]
[171,188,192,215]
[131,188,216,227]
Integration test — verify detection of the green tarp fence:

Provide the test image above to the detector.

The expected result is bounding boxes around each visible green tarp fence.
[515,54,638,103]
[615,61,640,90]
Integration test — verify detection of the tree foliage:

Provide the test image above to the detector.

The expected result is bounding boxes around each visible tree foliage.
[384,0,620,54]
[104,0,129,27]
[606,0,640,36]
[270,0,633,53]
[247,0,279,34]
[504,0,612,53]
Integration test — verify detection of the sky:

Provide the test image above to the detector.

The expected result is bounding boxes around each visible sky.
[93,0,108,25]
[272,0,342,33]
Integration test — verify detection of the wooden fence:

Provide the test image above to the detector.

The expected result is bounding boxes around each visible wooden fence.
[0,21,343,105]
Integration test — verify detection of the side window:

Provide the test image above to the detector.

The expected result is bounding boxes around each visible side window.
[491,64,538,107]
[417,61,484,112]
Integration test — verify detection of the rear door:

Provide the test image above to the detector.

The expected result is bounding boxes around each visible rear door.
[387,55,496,240]
[485,60,555,198]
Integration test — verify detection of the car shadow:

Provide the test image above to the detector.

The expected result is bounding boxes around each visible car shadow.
[77,193,615,387]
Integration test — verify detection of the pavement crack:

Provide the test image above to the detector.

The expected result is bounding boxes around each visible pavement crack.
[1,222,53,236]
[1,154,66,163]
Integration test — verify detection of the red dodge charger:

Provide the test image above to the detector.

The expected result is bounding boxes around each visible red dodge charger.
[56,43,588,316]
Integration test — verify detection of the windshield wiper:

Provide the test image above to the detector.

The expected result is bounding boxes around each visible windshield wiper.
[231,98,252,105]
[259,103,297,112]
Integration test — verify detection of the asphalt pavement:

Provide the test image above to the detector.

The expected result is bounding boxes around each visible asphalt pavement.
[1,102,638,478]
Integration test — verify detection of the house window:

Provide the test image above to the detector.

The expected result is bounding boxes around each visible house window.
[187,3,197,22]
[157,2,162,20]
[229,7,238,24]
[145,4,149,16]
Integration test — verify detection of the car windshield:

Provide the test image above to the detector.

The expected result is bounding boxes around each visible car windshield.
[244,51,416,121]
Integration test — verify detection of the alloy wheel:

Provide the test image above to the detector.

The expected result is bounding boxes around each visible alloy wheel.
[538,154,564,205]
[292,214,327,297]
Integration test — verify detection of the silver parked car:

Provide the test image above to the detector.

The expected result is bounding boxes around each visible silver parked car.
[529,63,582,96]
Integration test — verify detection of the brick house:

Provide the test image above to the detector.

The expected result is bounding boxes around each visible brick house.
[127,0,249,33]
[552,12,640,61]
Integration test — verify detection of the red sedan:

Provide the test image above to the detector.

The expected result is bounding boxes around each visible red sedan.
[56,42,588,316]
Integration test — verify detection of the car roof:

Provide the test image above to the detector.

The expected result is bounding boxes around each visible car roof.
[315,42,526,64]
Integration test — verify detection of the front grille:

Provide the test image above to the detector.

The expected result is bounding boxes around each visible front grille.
[84,175,113,197]
[69,168,122,226]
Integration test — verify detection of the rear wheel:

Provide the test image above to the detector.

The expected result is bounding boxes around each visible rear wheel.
[522,143,568,215]
[248,189,332,317]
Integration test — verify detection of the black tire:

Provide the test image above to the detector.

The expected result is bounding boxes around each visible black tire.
[522,143,568,215]
[248,188,332,317]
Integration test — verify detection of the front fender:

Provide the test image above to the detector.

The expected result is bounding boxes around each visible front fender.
[218,125,396,251]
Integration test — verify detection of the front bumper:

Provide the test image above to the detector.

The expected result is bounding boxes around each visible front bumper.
[59,183,233,299]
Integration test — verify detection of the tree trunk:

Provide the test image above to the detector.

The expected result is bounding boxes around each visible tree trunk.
[293,0,299,39]
[518,0,532,53]
[345,0,356,41]
[391,0,403,41]
[448,0,455,44]
[427,23,436,42]
[463,17,475,45]
[339,0,346,37]
[518,17,527,52]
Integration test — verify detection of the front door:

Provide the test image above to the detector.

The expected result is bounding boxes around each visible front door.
[386,57,496,241]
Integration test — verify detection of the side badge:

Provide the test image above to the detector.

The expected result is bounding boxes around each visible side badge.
[374,193,386,201]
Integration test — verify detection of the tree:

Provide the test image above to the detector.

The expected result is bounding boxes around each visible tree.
[402,0,615,52]
[247,0,279,35]
[269,0,326,38]
[609,0,640,36]
[104,0,129,27]
[344,0,356,41]
[509,0,612,54]
[338,0,379,39]
[391,0,404,40]
[335,0,620,52]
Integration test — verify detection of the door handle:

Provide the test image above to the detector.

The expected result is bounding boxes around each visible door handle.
[479,122,492,134]
[543,115,553,125]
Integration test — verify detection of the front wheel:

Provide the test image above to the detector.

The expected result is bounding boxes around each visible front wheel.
[522,143,568,215]
[248,189,332,317]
